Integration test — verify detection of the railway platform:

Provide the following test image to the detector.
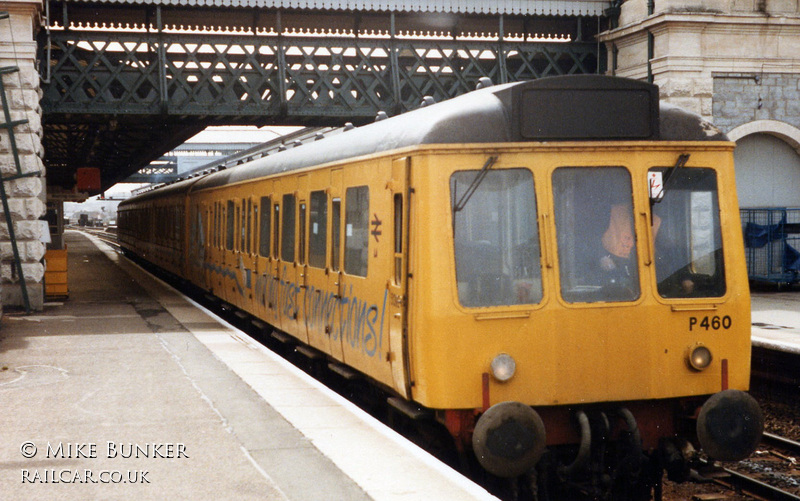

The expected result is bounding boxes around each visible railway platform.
[0,231,496,501]
[752,290,800,355]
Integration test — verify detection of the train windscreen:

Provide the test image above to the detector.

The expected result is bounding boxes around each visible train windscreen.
[650,167,726,298]
[451,168,542,307]
[553,167,640,303]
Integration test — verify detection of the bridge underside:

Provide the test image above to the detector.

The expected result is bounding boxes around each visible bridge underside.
[40,2,607,193]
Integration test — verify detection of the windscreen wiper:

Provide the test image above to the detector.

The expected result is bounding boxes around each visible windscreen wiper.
[651,153,689,205]
[453,156,498,213]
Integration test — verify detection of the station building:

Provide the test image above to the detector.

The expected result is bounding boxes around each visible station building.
[600,0,800,209]
[0,0,800,312]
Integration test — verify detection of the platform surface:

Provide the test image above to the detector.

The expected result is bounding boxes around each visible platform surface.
[0,231,496,501]
[751,290,800,354]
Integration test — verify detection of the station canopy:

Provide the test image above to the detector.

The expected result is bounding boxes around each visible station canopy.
[60,0,610,16]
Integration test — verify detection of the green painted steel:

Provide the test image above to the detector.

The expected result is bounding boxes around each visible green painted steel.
[41,31,600,119]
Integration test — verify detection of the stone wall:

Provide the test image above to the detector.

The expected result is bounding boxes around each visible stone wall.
[713,73,800,133]
[599,5,800,130]
[0,2,46,312]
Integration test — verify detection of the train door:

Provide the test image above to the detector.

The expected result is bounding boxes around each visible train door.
[336,161,395,387]
[387,157,411,398]
[189,200,206,287]
[295,174,311,343]
[269,185,285,332]
[328,168,345,361]
[212,199,225,295]
[277,176,307,342]
[237,195,257,314]
[303,172,334,354]
[254,183,278,329]
[223,198,242,307]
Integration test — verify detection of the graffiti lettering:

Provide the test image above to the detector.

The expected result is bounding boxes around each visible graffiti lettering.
[198,257,387,358]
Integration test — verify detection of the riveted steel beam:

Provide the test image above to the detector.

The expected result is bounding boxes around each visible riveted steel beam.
[41,30,599,118]
[39,9,602,191]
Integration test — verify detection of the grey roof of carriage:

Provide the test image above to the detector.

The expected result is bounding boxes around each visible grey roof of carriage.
[121,75,728,205]
[64,0,611,16]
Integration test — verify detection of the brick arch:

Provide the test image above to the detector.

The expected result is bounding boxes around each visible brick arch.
[727,120,800,154]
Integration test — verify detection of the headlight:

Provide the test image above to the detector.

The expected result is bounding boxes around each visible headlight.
[491,353,516,382]
[688,344,713,371]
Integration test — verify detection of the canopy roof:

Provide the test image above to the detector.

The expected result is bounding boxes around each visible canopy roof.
[62,0,610,16]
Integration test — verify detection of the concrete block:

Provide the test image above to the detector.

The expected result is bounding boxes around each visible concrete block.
[26,240,45,262]
[0,241,12,260]
[663,78,694,97]
[700,97,713,118]
[694,78,714,97]
[8,177,43,198]
[25,197,45,219]
[0,131,40,156]
[1,282,43,311]
[4,198,23,219]
[14,220,43,241]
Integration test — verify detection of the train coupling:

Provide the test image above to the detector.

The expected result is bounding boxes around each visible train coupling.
[696,389,764,462]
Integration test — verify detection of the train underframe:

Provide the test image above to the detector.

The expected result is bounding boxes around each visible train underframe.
[438,392,762,501]
[437,390,763,501]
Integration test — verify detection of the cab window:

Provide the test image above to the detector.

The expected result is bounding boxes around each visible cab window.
[650,167,725,298]
[553,167,639,303]
[451,168,541,307]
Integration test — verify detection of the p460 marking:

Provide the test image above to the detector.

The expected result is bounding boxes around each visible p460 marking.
[690,315,732,331]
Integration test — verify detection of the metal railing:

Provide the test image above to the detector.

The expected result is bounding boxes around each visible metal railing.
[741,208,800,285]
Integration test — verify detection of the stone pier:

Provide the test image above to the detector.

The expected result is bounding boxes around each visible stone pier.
[0,0,46,312]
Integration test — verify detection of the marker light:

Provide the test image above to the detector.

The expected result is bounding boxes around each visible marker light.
[688,345,713,371]
[491,353,517,382]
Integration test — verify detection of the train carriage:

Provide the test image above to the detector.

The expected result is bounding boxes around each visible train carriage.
[118,75,763,500]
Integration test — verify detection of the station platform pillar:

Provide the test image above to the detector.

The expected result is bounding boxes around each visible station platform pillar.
[0,1,47,313]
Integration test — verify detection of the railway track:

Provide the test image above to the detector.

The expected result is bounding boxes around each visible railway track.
[77,227,119,248]
[696,433,800,501]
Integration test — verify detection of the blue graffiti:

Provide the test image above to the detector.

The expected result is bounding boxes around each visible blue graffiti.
[199,257,388,358]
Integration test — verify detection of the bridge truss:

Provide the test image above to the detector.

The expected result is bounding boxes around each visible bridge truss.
[39,5,605,191]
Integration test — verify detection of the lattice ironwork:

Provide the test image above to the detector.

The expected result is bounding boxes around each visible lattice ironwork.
[41,30,600,119]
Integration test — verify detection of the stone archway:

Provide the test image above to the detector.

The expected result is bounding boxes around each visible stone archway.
[728,121,800,208]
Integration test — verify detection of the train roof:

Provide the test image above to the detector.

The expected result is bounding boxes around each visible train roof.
[121,75,728,204]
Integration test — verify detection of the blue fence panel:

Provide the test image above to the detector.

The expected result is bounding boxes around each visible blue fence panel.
[741,208,800,284]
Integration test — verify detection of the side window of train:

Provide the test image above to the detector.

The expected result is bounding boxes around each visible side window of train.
[248,199,254,255]
[451,168,542,307]
[344,186,369,277]
[273,203,280,258]
[282,194,296,262]
[309,190,327,269]
[331,198,341,272]
[649,167,726,298]
[393,194,403,285]
[240,198,246,252]
[213,202,218,248]
[235,203,242,251]
[226,200,235,251]
[215,202,220,249]
[298,201,307,265]
[553,167,639,303]
[259,196,271,257]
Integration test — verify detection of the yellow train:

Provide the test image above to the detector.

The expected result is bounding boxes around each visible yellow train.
[118,75,763,499]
